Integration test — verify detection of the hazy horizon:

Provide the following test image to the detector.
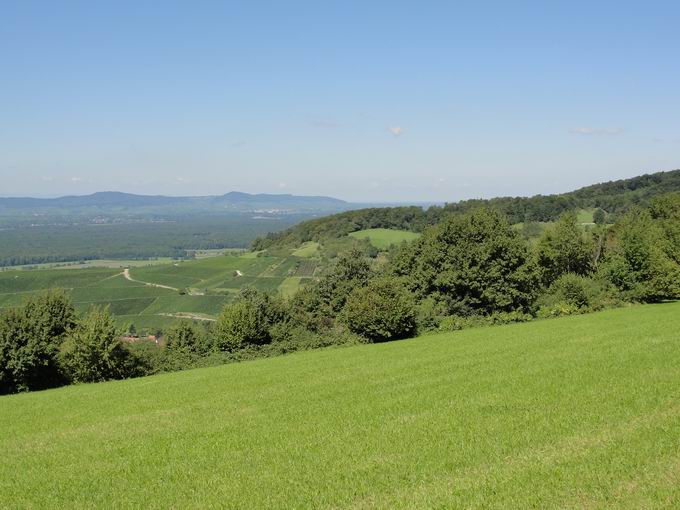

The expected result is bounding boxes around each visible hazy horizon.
[2,1,679,201]
[0,167,676,204]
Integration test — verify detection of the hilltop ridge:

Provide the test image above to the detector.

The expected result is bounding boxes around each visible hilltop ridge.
[254,168,680,249]
[0,190,349,213]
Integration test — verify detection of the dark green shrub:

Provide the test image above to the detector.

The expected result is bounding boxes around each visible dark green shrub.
[439,310,532,332]
[59,307,131,383]
[125,323,137,337]
[535,212,595,285]
[415,297,448,332]
[535,302,582,318]
[290,249,371,330]
[269,322,365,354]
[163,321,214,370]
[649,193,680,264]
[0,290,77,394]
[536,273,619,317]
[214,288,287,351]
[124,340,166,376]
[438,315,489,331]
[341,278,417,342]
[486,310,533,325]
[391,208,539,315]
[166,321,211,356]
[214,300,269,351]
[602,208,680,302]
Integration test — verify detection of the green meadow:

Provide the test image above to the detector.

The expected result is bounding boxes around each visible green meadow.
[292,241,321,258]
[349,228,421,249]
[2,302,679,508]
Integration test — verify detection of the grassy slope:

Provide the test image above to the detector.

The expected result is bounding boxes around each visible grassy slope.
[2,302,680,508]
[349,228,421,249]
[292,241,321,257]
[577,208,595,223]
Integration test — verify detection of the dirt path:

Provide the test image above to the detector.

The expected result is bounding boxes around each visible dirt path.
[155,312,216,322]
[123,268,178,291]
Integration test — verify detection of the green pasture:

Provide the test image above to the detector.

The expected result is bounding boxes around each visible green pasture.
[0,268,119,293]
[0,258,176,271]
[348,228,421,249]
[2,302,680,508]
[292,241,321,258]
[278,276,305,297]
[577,208,595,224]
[128,253,303,296]
[141,295,230,317]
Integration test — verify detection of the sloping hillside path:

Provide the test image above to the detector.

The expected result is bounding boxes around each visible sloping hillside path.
[122,268,178,291]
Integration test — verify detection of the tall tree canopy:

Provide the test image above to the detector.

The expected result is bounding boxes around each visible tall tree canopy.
[392,209,539,315]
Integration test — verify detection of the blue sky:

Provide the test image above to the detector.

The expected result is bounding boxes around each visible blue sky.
[1,1,679,201]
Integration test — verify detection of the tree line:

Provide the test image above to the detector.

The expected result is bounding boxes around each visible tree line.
[0,216,300,268]
[2,192,680,395]
[253,169,680,250]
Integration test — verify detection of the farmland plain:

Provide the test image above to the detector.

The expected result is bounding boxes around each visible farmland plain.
[0,227,434,331]
[1,302,679,508]
[0,251,320,331]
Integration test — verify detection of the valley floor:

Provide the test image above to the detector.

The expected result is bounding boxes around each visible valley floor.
[2,302,680,508]
[0,251,318,331]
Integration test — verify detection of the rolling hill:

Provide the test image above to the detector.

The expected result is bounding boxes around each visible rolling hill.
[2,302,679,508]
[254,169,680,250]
[0,190,350,213]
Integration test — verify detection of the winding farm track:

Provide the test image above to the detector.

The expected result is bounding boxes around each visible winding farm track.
[122,268,178,291]
[155,312,216,322]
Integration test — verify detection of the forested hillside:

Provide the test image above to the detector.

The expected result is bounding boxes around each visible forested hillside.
[254,169,680,249]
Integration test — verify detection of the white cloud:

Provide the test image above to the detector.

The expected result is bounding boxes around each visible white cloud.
[569,127,624,135]
[70,177,83,182]
[176,177,191,183]
[278,182,287,188]
[388,126,405,137]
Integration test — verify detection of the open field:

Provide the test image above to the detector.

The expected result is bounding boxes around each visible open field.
[577,208,595,224]
[349,228,421,249]
[292,241,321,258]
[0,252,315,331]
[2,302,679,508]
[0,258,178,271]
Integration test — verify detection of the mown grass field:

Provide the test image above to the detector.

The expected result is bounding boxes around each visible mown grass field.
[2,302,679,508]
[349,228,421,249]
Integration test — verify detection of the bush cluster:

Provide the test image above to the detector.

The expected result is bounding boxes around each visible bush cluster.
[0,293,142,394]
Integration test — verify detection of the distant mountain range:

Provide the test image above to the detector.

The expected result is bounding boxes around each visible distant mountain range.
[0,191,351,215]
